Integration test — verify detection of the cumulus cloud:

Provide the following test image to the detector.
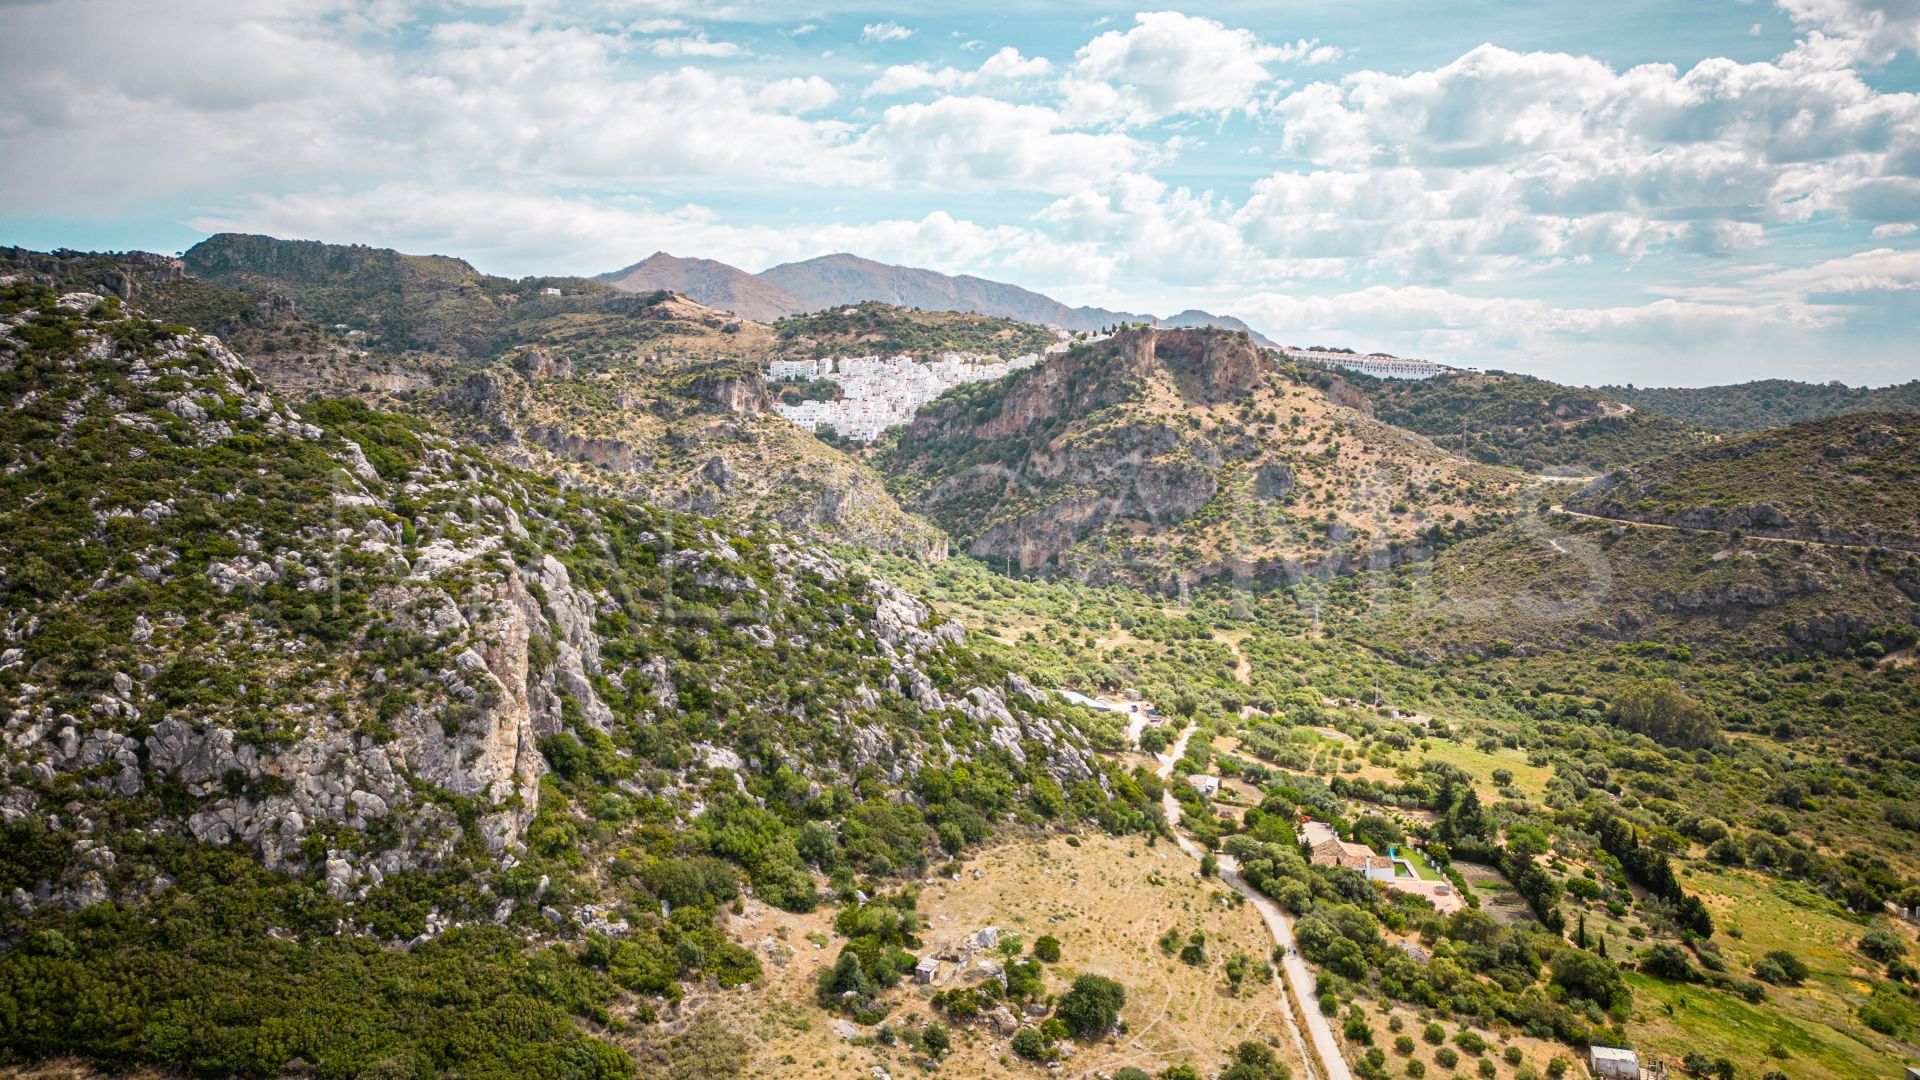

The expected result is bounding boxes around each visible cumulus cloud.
[1233,283,1864,385]
[860,21,914,44]
[1778,0,1920,66]
[861,97,1144,194]
[1233,39,1920,277]
[867,47,1052,97]
[1063,12,1339,125]
[643,33,745,58]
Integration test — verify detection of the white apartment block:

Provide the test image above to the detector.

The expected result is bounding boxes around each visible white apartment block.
[1284,348,1448,380]
[766,358,826,381]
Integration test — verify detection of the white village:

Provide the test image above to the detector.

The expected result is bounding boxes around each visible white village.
[768,330,1449,442]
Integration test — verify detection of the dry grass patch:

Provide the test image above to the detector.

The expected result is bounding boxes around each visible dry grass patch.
[703,830,1309,1080]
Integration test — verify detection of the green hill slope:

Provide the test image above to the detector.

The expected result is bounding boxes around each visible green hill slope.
[1568,411,1920,551]
[773,300,1058,358]
[1602,378,1920,432]
[1347,368,1711,473]
[0,281,1151,1077]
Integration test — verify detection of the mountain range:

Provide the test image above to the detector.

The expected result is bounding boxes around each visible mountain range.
[598,250,1277,343]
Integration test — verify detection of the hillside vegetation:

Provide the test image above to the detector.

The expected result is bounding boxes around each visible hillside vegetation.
[0,282,1154,1076]
[431,345,948,557]
[8,246,959,553]
[1603,378,1920,433]
[883,326,1527,588]
[1569,411,1920,551]
[1347,369,1710,473]
[773,300,1058,359]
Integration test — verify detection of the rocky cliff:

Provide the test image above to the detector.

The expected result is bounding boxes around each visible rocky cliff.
[884,326,1524,588]
[434,351,949,559]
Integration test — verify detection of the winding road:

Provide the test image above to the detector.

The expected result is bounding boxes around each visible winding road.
[1154,723,1352,1080]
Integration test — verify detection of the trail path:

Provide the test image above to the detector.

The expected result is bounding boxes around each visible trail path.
[1154,724,1352,1080]
[1548,504,1899,553]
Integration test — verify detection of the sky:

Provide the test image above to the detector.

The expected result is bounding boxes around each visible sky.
[2,1,1918,387]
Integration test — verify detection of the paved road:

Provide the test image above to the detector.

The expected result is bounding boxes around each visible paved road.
[1155,725,1353,1080]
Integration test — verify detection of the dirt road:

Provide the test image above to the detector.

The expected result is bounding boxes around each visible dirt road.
[1155,724,1353,1080]
[1549,504,1901,553]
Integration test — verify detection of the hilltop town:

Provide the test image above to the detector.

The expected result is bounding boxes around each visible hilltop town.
[767,329,1453,443]
[767,341,1066,440]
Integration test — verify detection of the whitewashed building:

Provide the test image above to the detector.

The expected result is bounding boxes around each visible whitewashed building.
[769,350,1041,441]
[1285,348,1447,380]
[1588,1046,1638,1080]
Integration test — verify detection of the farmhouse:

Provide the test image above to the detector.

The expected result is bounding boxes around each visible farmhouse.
[1588,1045,1638,1080]
[1310,837,1397,880]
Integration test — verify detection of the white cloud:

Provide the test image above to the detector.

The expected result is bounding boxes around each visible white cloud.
[1234,283,1852,385]
[867,47,1052,97]
[861,97,1144,194]
[1872,222,1920,238]
[1745,246,1920,294]
[861,21,914,44]
[643,33,745,59]
[1253,40,1920,276]
[1778,0,1920,66]
[1062,12,1337,126]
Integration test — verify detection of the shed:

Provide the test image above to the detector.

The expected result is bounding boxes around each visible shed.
[1589,1046,1638,1080]
[913,956,941,984]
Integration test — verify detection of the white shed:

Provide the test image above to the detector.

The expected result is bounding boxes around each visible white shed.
[1589,1046,1638,1080]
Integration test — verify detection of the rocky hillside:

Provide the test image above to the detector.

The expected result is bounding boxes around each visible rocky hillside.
[1568,411,1920,551]
[0,281,1149,1076]
[598,249,1272,336]
[881,326,1526,589]
[754,252,1142,329]
[22,242,955,554]
[0,245,437,398]
[1347,368,1710,473]
[433,342,948,558]
[1360,511,1920,658]
[598,252,809,324]
[1601,377,1920,433]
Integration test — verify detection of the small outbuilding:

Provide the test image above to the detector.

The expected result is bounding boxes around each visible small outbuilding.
[913,956,941,984]
[1588,1045,1638,1080]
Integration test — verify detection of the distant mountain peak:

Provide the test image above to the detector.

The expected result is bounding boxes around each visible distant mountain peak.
[596,248,1275,340]
[597,252,808,323]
